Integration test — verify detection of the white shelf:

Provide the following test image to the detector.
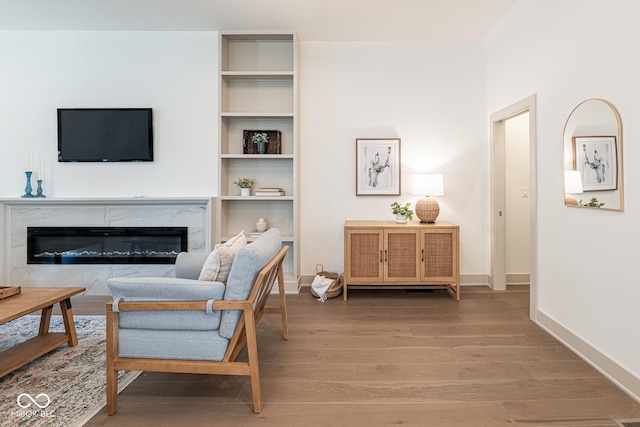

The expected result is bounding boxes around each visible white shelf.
[218,32,300,293]
[221,196,294,201]
[0,197,212,206]
[221,71,294,79]
[221,154,294,159]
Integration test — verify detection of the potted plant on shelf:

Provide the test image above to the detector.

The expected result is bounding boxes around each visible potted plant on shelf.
[390,202,414,224]
[234,177,255,196]
[252,132,269,154]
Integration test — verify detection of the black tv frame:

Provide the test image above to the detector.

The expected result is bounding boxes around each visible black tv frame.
[57,108,153,162]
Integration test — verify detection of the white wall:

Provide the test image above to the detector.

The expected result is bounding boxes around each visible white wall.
[484,0,640,399]
[299,42,489,278]
[0,31,218,198]
[0,32,490,285]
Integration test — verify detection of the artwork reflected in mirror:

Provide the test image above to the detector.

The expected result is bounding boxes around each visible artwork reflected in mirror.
[563,99,623,210]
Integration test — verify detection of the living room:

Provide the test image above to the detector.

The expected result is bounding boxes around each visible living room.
[1,0,639,425]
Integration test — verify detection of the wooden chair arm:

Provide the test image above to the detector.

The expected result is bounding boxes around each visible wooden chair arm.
[106,300,252,313]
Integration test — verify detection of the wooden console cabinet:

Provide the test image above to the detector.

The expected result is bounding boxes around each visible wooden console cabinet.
[343,220,459,301]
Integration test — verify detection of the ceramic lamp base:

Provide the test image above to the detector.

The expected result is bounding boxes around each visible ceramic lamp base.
[415,197,440,223]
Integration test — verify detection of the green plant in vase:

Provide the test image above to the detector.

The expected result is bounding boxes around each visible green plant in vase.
[252,133,269,154]
[390,201,414,223]
[234,177,255,196]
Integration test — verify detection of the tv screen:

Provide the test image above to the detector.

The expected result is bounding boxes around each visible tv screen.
[57,108,153,162]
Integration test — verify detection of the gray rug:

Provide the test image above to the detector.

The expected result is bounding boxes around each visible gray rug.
[0,315,140,427]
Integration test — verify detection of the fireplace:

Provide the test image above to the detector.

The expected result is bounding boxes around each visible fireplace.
[27,227,188,264]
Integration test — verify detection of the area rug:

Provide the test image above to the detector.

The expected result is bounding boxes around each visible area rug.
[0,315,141,427]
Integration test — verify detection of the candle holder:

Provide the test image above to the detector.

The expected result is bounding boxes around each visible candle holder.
[21,171,34,198]
[35,179,46,198]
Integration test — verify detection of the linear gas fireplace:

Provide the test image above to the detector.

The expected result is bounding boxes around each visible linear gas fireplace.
[27,227,188,264]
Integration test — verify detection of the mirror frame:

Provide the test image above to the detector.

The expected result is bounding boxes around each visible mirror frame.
[563,98,624,211]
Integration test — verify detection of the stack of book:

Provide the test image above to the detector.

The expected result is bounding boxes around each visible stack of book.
[248,230,265,239]
[254,187,285,197]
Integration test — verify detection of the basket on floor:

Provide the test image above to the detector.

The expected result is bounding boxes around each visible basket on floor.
[310,264,343,300]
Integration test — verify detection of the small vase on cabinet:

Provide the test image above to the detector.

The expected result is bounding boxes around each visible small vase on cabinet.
[240,188,250,197]
[395,214,407,224]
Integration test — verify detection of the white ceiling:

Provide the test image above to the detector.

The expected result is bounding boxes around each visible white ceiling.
[0,0,515,42]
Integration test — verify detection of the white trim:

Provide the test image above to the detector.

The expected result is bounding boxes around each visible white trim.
[537,310,640,404]
[490,94,538,321]
[0,197,212,206]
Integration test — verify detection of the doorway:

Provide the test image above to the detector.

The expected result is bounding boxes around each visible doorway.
[490,95,538,320]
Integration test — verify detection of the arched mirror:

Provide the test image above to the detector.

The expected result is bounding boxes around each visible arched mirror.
[563,98,623,210]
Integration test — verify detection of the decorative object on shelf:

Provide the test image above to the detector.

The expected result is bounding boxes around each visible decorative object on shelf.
[253,132,269,154]
[412,173,444,223]
[390,201,414,223]
[0,286,21,299]
[243,130,282,155]
[256,218,268,232]
[356,138,401,196]
[564,170,583,206]
[254,187,285,197]
[21,171,34,198]
[579,197,605,208]
[234,177,255,196]
[35,179,46,198]
[572,136,617,191]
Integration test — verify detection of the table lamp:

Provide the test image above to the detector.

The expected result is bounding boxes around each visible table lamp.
[564,170,583,206]
[412,173,444,223]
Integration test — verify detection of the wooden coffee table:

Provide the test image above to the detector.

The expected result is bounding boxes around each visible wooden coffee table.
[0,286,86,378]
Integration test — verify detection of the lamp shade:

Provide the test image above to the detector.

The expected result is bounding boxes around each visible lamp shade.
[564,170,583,194]
[412,173,444,196]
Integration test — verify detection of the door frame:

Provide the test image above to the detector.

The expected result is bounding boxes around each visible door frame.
[490,94,538,320]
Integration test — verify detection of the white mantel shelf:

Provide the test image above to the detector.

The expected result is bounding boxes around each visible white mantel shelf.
[0,197,213,206]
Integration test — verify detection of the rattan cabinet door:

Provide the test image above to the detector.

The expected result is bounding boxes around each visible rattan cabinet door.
[384,229,421,282]
[420,228,458,283]
[345,229,384,283]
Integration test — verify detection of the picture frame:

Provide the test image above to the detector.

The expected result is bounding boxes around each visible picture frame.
[572,136,617,191]
[356,138,401,196]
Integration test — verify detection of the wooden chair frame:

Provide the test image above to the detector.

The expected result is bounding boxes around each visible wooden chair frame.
[106,246,289,414]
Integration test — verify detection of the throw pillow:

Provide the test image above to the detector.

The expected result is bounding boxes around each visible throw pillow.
[198,230,247,283]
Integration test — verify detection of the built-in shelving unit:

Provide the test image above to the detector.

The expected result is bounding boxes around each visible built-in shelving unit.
[217,31,300,293]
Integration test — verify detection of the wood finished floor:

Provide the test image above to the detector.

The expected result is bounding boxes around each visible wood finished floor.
[75,286,640,427]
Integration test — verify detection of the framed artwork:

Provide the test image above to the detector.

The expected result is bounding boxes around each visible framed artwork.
[356,138,401,196]
[572,136,617,191]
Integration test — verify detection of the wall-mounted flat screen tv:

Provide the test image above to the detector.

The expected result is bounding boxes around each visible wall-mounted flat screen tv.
[57,108,153,162]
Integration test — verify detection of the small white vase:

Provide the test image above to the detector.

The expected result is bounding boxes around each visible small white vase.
[395,214,407,224]
[256,218,268,232]
[240,187,251,196]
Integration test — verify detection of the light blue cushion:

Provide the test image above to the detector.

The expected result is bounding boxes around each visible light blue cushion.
[219,228,282,339]
[175,252,209,280]
[118,328,229,361]
[107,278,225,331]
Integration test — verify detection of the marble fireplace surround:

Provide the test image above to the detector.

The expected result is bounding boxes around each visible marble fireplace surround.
[0,198,213,295]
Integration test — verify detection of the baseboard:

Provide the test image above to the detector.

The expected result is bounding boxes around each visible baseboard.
[507,273,529,285]
[536,309,640,404]
[487,273,531,288]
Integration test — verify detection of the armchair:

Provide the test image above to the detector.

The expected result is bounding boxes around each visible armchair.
[105,228,289,414]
